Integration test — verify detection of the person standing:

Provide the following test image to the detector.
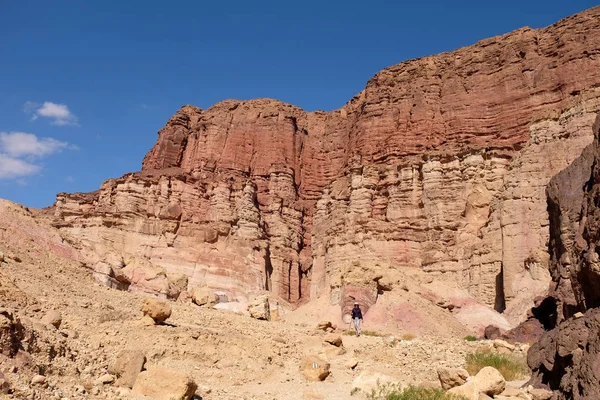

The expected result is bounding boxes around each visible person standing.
[351,302,363,336]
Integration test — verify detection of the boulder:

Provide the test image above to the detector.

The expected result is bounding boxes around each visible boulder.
[345,358,358,369]
[41,310,62,329]
[448,380,479,400]
[191,286,217,307]
[109,349,146,388]
[484,325,501,340]
[248,294,270,321]
[299,355,330,382]
[319,343,346,359]
[493,339,516,354]
[323,334,343,347]
[529,388,553,400]
[132,366,197,400]
[96,374,116,385]
[316,321,333,331]
[31,375,46,385]
[472,366,505,396]
[0,371,9,394]
[141,298,172,324]
[437,367,469,390]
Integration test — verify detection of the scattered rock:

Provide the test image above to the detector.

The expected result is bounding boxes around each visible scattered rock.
[31,374,46,385]
[109,349,146,388]
[323,334,343,347]
[191,286,217,307]
[0,371,9,394]
[248,294,270,321]
[41,310,62,329]
[493,339,516,354]
[484,325,501,340]
[7,253,21,263]
[96,373,116,385]
[132,366,197,400]
[345,358,358,369]
[141,298,172,324]
[529,387,553,400]
[299,355,330,382]
[74,384,86,394]
[437,367,469,390]
[574,312,584,319]
[316,321,332,331]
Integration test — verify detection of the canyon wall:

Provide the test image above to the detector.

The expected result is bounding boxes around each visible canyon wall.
[527,114,600,398]
[52,7,600,323]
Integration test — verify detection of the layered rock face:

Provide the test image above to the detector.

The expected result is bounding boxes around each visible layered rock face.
[527,114,600,398]
[53,8,600,322]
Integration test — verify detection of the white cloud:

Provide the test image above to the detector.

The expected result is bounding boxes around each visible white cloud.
[0,132,73,157]
[0,154,40,179]
[24,101,79,126]
[0,132,78,180]
[65,176,74,182]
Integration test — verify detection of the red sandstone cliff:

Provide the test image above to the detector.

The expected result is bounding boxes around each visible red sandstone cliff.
[52,7,600,324]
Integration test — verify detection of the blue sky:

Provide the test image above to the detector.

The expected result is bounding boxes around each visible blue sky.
[0,1,596,208]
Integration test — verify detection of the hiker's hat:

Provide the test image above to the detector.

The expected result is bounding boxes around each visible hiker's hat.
[354,302,359,305]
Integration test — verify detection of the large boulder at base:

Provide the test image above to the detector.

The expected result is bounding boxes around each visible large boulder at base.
[299,355,330,382]
[109,349,146,388]
[132,366,197,400]
[248,294,270,321]
[437,367,469,390]
[191,286,218,307]
[141,298,172,324]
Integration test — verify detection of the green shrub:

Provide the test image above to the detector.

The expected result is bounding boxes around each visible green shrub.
[367,384,467,400]
[463,335,477,342]
[465,350,529,380]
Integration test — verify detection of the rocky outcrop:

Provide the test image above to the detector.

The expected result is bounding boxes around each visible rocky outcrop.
[527,114,600,397]
[52,8,600,324]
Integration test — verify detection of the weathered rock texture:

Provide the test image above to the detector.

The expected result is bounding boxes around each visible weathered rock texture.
[52,8,600,324]
[528,114,600,398]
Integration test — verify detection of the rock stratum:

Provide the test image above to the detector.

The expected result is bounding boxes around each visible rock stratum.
[51,7,600,326]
